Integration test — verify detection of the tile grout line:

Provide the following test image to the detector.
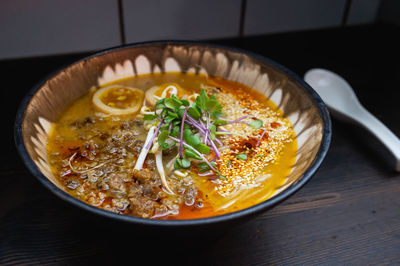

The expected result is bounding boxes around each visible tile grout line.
[341,0,353,26]
[239,0,247,37]
[117,0,126,45]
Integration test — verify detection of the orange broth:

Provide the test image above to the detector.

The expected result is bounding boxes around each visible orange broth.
[47,72,297,219]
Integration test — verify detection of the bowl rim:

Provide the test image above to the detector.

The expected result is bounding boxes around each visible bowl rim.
[14,40,332,227]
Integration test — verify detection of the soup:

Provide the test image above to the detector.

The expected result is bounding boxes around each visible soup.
[47,72,297,219]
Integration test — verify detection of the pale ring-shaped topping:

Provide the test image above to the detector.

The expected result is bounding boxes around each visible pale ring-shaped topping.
[145,85,160,108]
[92,85,144,115]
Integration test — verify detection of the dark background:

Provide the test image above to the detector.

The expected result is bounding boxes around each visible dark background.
[2,0,400,265]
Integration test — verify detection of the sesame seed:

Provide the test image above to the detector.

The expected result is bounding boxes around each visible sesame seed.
[209,87,295,197]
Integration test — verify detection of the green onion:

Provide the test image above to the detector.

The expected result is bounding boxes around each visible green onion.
[236,154,247,160]
[250,119,263,129]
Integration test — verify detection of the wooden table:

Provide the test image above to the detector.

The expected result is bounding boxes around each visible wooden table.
[2,24,400,265]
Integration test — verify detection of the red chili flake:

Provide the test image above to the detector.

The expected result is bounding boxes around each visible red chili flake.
[270,122,281,129]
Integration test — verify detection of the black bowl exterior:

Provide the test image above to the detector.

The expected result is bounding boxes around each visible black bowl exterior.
[15,41,331,228]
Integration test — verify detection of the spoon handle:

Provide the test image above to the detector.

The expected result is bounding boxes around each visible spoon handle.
[352,105,400,171]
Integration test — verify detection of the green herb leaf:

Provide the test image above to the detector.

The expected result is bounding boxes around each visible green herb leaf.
[219,175,227,180]
[209,124,216,140]
[183,129,201,147]
[250,119,263,129]
[160,108,168,117]
[165,98,181,109]
[192,102,202,114]
[164,115,175,123]
[160,123,169,130]
[177,108,185,119]
[214,119,227,125]
[197,88,209,109]
[214,110,226,119]
[212,110,224,119]
[170,126,180,137]
[158,130,169,147]
[161,140,176,150]
[185,149,202,160]
[197,162,216,172]
[236,154,247,160]
[176,157,191,169]
[174,160,181,170]
[143,114,157,120]
[181,99,190,106]
[205,99,222,114]
[188,106,201,119]
[171,94,182,103]
[255,154,265,158]
[167,111,179,119]
[155,99,166,109]
[195,143,210,154]
[227,159,231,168]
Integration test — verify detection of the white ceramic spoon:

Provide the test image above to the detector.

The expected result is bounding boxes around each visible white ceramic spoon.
[304,68,400,171]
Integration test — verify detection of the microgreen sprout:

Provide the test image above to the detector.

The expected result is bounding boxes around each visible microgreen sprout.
[142,88,227,178]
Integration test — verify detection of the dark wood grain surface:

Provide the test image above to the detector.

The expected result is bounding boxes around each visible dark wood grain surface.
[2,24,400,265]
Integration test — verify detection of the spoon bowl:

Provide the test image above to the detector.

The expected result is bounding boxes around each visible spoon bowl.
[305,68,400,171]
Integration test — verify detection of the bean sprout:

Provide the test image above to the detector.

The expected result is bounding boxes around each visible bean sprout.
[134,126,156,170]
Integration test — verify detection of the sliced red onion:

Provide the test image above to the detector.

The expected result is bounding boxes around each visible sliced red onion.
[187,115,206,131]
[186,117,206,134]
[197,119,221,158]
[168,122,172,133]
[208,136,220,159]
[198,171,216,177]
[187,114,222,157]
[256,130,267,147]
[220,115,250,125]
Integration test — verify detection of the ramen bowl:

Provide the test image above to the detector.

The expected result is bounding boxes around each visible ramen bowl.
[15,41,331,230]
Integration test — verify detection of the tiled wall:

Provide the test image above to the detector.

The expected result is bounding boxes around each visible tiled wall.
[0,0,382,60]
